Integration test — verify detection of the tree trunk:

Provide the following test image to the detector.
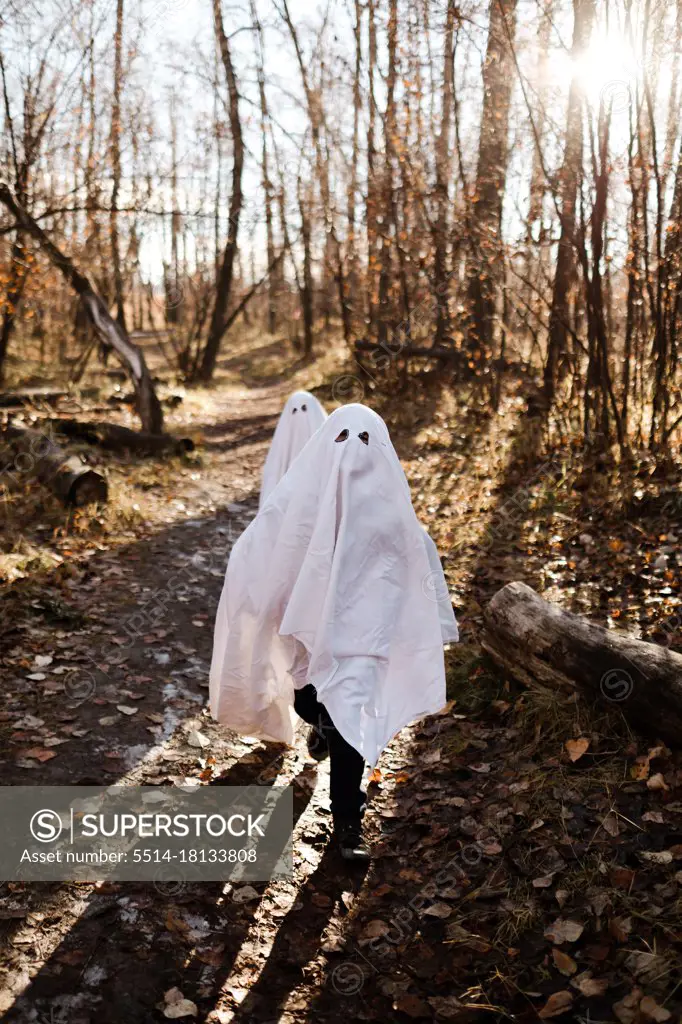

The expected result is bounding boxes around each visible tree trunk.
[0,229,28,381]
[578,105,623,450]
[366,0,379,332]
[433,0,456,345]
[0,183,163,433]
[198,0,244,381]
[483,582,682,746]
[347,0,363,328]
[522,0,554,352]
[251,0,277,335]
[544,0,596,403]
[1,424,108,506]
[110,0,127,333]
[527,0,553,239]
[281,0,350,347]
[167,91,182,329]
[377,0,398,346]
[298,180,314,356]
[465,0,518,362]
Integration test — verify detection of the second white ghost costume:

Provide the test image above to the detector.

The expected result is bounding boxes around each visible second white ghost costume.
[210,404,458,767]
[259,390,327,507]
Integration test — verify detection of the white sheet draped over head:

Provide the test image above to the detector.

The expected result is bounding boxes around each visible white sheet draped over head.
[210,404,459,767]
[259,390,327,507]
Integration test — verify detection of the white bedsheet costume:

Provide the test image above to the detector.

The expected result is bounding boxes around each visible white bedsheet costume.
[210,404,458,766]
[259,390,327,507]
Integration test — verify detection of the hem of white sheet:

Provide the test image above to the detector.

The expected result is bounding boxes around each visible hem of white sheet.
[319,689,447,768]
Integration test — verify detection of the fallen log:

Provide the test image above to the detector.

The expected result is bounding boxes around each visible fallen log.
[0,389,69,409]
[354,339,461,361]
[482,582,682,745]
[0,183,163,434]
[1,424,108,506]
[49,419,194,455]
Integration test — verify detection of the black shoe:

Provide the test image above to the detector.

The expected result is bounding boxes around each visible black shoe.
[307,725,329,761]
[334,819,371,862]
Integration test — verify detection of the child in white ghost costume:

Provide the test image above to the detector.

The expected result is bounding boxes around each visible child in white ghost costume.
[259,390,327,507]
[210,404,458,859]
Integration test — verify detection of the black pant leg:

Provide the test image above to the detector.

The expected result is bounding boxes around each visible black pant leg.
[293,684,323,727]
[294,684,365,823]
[320,706,365,823]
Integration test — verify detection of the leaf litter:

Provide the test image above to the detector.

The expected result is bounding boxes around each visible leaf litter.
[1,357,682,1022]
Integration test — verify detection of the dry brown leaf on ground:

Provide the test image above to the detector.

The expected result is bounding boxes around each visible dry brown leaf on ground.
[609,916,633,942]
[610,867,636,890]
[554,888,569,908]
[565,737,590,762]
[544,918,584,944]
[571,971,609,997]
[538,990,573,1018]
[398,867,423,882]
[601,812,620,837]
[639,995,672,1022]
[423,902,452,919]
[625,951,665,982]
[162,988,198,1019]
[232,885,260,903]
[427,995,466,1019]
[359,919,390,941]
[639,850,673,865]
[631,757,650,780]
[20,747,57,762]
[164,910,189,936]
[552,948,577,976]
[320,929,346,953]
[613,988,644,1024]
[393,993,431,1018]
[590,893,610,918]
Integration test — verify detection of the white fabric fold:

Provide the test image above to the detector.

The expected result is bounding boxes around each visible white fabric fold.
[210,403,458,766]
[259,390,327,507]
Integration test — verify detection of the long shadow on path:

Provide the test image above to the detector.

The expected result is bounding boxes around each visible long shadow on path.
[4,751,317,1024]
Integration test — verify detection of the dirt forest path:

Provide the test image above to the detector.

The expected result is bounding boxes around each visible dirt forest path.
[0,372,318,1020]
[2,357,682,1024]
[2,379,286,790]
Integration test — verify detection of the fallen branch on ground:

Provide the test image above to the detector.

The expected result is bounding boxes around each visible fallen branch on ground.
[48,419,194,455]
[0,389,69,409]
[354,339,462,361]
[1,424,108,506]
[0,183,163,434]
[482,581,682,745]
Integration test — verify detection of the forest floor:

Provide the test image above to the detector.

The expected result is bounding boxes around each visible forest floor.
[1,333,682,1024]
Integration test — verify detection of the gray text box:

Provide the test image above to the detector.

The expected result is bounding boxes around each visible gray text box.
[0,786,292,882]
